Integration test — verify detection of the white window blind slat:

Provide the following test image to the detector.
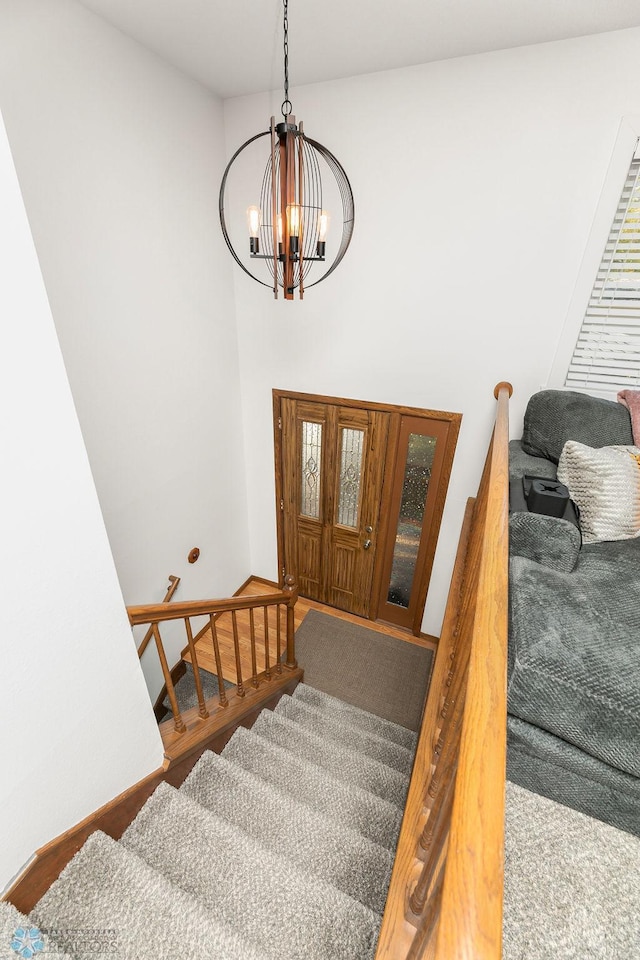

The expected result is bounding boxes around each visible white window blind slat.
[565,142,640,391]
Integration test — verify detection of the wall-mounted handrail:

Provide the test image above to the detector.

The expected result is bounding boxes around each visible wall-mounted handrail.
[136,574,180,659]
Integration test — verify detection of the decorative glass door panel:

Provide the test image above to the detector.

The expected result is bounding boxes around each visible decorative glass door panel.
[387,433,437,607]
[376,416,453,632]
[337,427,365,528]
[301,421,322,519]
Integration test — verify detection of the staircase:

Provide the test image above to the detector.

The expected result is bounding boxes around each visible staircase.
[3,684,416,960]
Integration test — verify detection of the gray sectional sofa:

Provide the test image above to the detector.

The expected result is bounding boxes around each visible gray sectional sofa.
[507,389,640,836]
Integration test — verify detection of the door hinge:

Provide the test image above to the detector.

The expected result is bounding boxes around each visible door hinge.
[280,499,284,511]
[278,416,282,429]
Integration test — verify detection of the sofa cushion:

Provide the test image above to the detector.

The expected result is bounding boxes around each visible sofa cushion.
[508,439,557,482]
[507,717,640,838]
[509,512,581,572]
[558,441,640,544]
[508,535,640,778]
[522,390,633,463]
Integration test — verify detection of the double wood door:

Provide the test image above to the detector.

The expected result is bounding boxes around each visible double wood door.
[280,398,388,618]
[275,391,461,633]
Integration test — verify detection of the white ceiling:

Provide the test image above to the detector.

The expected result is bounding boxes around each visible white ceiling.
[78,0,640,100]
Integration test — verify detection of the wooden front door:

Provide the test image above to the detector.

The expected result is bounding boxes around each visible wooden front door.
[279,397,389,617]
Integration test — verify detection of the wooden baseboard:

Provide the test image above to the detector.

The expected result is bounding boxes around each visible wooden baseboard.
[3,668,302,915]
[235,573,279,593]
[419,632,439,647]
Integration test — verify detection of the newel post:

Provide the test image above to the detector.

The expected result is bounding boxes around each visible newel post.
[284,574,298,669]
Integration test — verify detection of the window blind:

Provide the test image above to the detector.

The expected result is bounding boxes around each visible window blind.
[565,140,640,392]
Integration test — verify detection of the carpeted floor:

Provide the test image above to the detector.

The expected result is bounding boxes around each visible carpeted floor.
[294,609,433,731]
[503,780,640,959]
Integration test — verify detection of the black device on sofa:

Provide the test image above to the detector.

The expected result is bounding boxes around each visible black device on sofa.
[509,474,579,526]
[507,389,640,837]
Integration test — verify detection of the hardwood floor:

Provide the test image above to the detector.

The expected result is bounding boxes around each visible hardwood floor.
[184,576,437,685]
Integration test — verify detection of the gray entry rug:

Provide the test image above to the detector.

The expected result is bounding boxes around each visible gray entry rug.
[294,609,433,731]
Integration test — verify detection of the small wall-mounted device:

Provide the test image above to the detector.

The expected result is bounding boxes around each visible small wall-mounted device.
[188,547,200,564]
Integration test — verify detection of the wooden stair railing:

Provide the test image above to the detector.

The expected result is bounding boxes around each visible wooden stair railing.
[376,382,511,960]
[128,575,299,757]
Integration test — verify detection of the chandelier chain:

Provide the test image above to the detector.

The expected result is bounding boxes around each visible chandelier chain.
[281,0,292,118]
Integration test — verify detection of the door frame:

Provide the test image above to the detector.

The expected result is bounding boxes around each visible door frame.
[273,389,461,635]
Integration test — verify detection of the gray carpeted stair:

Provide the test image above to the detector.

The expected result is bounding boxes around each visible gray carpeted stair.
[13,683,414,960]
[275,694,415,774]
[181,750,394,913]
[222,724,404,849]
[292,682,418,750]
[121,782,380,960]
[32,831,271,960]
[251,708,409,806]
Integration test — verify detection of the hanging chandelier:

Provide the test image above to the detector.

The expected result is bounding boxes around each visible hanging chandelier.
[219,0,354,300]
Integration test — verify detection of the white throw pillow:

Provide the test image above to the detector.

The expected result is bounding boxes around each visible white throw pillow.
[557,441,640,543]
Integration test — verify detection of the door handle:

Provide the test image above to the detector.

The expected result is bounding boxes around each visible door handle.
[363,539,372,550]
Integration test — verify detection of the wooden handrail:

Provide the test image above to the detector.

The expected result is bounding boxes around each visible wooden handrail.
[128,587,295,626]
[136,575,180,658]
[433,382,510,960]
[375,382,511,960]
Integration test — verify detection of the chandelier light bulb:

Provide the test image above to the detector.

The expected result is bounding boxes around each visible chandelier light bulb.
[286,203,301,236]
[317,210,329,257]
[286,203,302,254]
[318,211,330,242]
[247,205,261,254]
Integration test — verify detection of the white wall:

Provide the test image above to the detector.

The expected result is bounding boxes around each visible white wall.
[0,110,164,892]
[0,0,250,694]
[226,26,640,635]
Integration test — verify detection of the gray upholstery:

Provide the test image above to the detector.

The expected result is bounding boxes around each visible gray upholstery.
[508,388,640,834]
[521,390,633,463]
[508,439,557,481]
[507,717,640,838]
[509,513,581,572]
[509,540,640,778]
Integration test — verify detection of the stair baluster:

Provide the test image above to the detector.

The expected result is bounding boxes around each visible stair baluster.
[276,604,283,675]
[152,622,186,734]
[249,607,259,688]
[209,615,229,708]
[410,767,457,920]
[263,606,271,681]
[183,617,209,719]
[231,610,245,697]
[284,574,298,669]
[405,865,445,960]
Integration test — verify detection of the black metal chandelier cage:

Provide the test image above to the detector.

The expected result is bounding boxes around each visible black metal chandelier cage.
[218,0,355,300]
